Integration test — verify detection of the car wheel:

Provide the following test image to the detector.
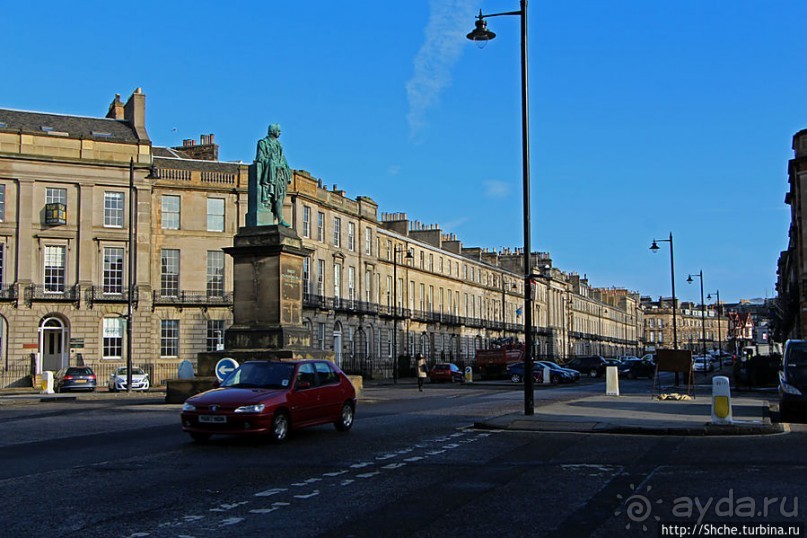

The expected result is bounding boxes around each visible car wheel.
[335,402,354,432]
[588,369,598,378]
[269,411,290,443]
[511,374,522,383]
[109,385,116,393]
[190,432,210,443]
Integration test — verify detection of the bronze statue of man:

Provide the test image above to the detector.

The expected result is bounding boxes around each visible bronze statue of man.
[255,124,292,227]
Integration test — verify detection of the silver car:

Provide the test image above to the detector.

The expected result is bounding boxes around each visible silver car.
[109,367,151,392]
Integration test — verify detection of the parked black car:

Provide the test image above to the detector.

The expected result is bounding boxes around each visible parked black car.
[619,358,656,380]
[779,340,807,420]
[536,360,580,383]
[565,356,608,378]
[54,366,97,392]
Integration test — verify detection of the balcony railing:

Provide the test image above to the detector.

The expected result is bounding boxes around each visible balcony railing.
[0,285,17,302]
[152,290,233,309]
[25,285,80,306]
[85,286,139,308]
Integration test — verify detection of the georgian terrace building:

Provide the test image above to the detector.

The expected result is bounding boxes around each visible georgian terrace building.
[0,89,642,388]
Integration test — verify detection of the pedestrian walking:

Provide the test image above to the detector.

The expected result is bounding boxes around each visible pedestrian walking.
[417,354,428,392]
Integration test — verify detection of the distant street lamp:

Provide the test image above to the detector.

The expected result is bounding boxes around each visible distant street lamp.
[467,0,534,416]
[392,245,413,384]
[708,290,722,370]
[687,270,708,377]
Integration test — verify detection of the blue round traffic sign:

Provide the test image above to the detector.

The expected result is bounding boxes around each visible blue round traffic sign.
[215,357,239,381]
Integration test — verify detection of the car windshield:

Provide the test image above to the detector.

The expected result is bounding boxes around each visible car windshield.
[785,344,807,385]
[116,368,145,375]
[540,361,562,369]
[67,367,93,375]
[221,362,296,389]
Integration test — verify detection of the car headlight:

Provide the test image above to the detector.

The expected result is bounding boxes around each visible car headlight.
[234,404,266,413]
[781,382,803,396]
[182,403,197,412]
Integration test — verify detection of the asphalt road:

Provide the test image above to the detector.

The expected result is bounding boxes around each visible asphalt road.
[0,377,804,538]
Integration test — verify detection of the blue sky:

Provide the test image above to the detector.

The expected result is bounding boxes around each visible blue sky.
[1,0,805,304]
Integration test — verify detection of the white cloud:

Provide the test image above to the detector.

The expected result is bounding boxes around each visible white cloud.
[387,165,401,176]
[484,180,511,198]
[406,0,477,139]
[441,216,471,231]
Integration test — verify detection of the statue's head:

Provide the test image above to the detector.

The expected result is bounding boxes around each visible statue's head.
[268,124,282,138]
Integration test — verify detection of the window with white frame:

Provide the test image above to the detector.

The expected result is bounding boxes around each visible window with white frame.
[348,266,355,305]
[419,283,425,312]
[44,245,66,292]
[302,206,311,238]
[160,249,180,297]
[386,240,392,261]
[365,270,371,302]
[347,222,355,251]
[0,184,6,222]
[333,263,342,305]
[317,322,325,350]
[333,217,341,247]
[365,227,372,255]
[386,275,392,307]
[317,259,325,296]
[102,317,124,359]
[303,258,311,295]
[46,187,67,205]
[103,247,124,294]
[207,198,225,232]
[160,320,179,357]
[161,195,180,230]
[207,320,225,351]
[206,250,224,297]
[317,211,324,241]
[104,192,124,228]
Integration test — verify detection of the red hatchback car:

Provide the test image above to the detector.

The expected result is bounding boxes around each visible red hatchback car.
[181,359,356,443]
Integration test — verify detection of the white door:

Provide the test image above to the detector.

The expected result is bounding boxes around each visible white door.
[40,317,67,372]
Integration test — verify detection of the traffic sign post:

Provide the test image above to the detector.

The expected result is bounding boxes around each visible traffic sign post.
[214,358,239,381]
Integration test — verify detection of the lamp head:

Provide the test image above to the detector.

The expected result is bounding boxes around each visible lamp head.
[649,240,660,253]
[466,11,496,48]
[405,249,414,260]
[687,275,694,284]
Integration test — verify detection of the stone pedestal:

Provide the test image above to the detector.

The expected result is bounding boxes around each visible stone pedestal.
[166,224,333,402]
[223,224,312,350]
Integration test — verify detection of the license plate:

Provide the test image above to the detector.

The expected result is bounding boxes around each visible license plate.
[199,415,227,424]
[75,379,87,383]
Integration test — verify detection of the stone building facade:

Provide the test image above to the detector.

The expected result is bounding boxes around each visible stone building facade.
[0,89,643,388]
[641,297,729,354]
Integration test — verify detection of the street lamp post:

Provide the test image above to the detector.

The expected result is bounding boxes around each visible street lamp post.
[708,290,722,370]
[650,233,679,385]
[392,245,413,383]
[649,234,679,351]
[687,271,708,377]
[467,0,534,416]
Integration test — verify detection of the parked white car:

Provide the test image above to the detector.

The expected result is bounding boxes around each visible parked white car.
[109,367,150,392]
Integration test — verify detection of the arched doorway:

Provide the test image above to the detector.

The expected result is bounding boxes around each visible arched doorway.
[40,316,68,372]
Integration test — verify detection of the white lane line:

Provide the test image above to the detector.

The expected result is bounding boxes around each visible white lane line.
[255,488,288,497]
[323,470,349,477]
[210,501,248,512]
[340,479,355,486]
[426,450,446,455]
[376,454,397,460]
[291,478,321,486]
[249,507,280,514]
[356,471,381,479]
[404,456,424,462]
[442,443,460,449]
[218,517,245,526]
[294,490,320,499]
[350,462,373,468]
[382,463,407,469]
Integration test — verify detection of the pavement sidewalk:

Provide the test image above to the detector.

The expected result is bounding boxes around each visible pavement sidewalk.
[475,393,785,436]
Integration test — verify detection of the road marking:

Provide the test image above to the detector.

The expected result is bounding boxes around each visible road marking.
[350,462,372,468]
[322,470,348,477]
[249,507,279,514]
[404,456,424,462]
[426,450,445,455]
[255,488,288,497]
[291,478,321,486]
[294,490,320,499]
[442,443,460,449]
[382,463,407,469]
[210,501,248,512]
[340,479,355,486]
[218,517,244,526]
[356,471,381,479]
